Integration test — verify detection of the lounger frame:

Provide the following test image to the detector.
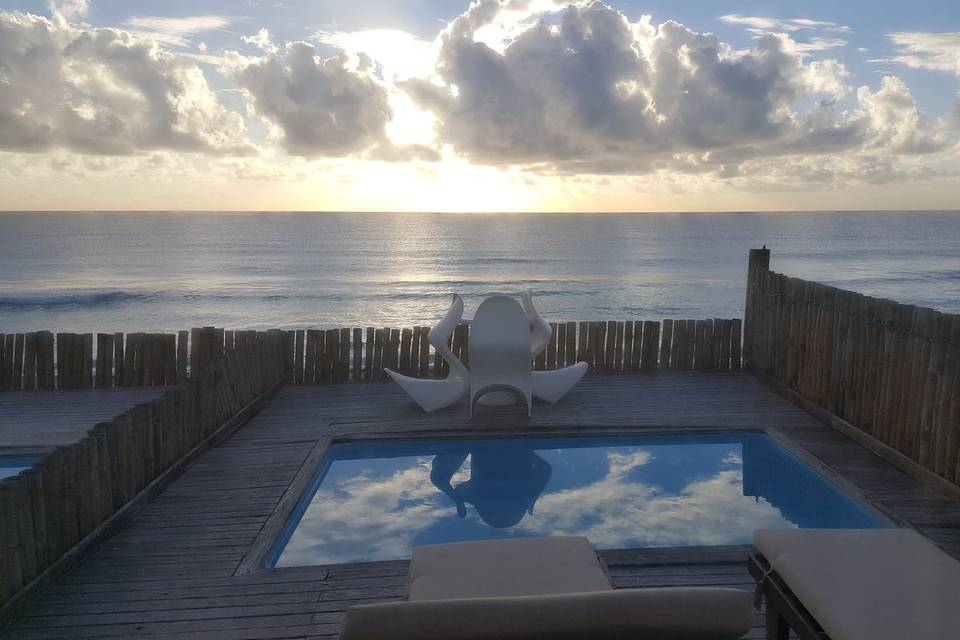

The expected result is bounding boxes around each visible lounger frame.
[748,552,830,640]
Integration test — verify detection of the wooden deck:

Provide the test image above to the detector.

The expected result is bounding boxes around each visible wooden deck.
[0,388,169,454]
[3,372,960,639]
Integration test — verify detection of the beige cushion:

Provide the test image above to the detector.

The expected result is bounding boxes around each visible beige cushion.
[754,528,960,640]
[408,537,612,601]
[341,587,754,640]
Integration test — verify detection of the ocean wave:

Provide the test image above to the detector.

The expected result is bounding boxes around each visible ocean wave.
[0,287,586,310]
[0,291,152,309]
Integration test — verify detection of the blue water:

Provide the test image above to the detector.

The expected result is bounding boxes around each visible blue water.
[269,433,887,566]
[0,457,38,480]
[0,212,958,333]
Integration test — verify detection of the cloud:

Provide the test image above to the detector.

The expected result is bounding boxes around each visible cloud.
[123,15,234,48]
[4,0,957,189]
[401,3,858,173]
[232,42,394,156]
[313,28,437,80]
[0,11,253,156]
[793,37,848,53]
[718,14,851,35]
[242,27,278,55]
[719,13,849,55]
[853,76,949,153]
[47,0,88,20]
[885,32,960,74]
[395,1,955,178]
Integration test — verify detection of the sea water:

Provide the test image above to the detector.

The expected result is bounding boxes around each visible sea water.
[1,211,957,332]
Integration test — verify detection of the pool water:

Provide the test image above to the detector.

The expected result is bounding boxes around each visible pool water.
[269,433,888,567]
[0,457,38,480]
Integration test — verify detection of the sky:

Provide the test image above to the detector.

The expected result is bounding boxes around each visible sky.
[1,0,959,212]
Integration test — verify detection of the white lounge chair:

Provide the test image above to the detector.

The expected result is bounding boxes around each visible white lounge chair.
[385,294,469,413]
[469,295,533,418]
[523,290,588,403]
[340,537,754,640]
[751,528,960,640]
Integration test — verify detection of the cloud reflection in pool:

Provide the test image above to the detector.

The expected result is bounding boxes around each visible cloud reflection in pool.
[272,434,886,567]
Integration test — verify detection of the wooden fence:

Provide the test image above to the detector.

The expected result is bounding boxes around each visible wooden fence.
[0,332,288,614]
[743,247,960,486]
[0,327,258,391]
[283,318,743,383]
[1,321,744,391]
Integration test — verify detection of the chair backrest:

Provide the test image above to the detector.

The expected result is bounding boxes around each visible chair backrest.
[428,294,469,380]
[469,296,532,380]
[522,289,551,359]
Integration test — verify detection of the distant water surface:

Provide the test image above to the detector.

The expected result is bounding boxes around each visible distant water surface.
[0,212,957,333]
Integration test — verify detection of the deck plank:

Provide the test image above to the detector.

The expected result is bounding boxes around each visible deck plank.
[3,372,960,639]
[0,388,169,452]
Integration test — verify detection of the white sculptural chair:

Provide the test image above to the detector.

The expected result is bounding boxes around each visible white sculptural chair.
[385,294,469,413]
[468,295,533,418]
[522,290,588,404]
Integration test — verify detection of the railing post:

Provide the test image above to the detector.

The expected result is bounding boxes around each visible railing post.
[743,246,771,370]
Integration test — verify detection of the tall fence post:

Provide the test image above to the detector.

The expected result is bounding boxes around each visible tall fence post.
[743,246,771,370]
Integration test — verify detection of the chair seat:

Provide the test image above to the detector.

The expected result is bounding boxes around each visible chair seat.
[754,528,960,640]
[407,537,612,601]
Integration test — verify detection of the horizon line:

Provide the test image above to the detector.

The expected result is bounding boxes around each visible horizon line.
[2,209,960,215]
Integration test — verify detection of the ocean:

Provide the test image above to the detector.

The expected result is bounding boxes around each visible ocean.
[0,211,957,334]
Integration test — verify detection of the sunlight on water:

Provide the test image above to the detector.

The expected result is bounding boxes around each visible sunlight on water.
[1,212,957,332]
[270,434,887,566]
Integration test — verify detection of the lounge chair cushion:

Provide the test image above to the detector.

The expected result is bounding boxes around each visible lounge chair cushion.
[407,537,612,600]
[754,528,960,640]
[340,586,754,640]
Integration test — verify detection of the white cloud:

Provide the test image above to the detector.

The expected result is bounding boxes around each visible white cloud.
[392,1,956,181]
[123,15,234,48]
[232,43,394,156]
[719,13,849,56]
[3,0,957,192]
[853,76,949,153]
[314,28,437,80]
[886,32,960,74]
[793,37,848,53]
[400,3,861,173]
[47,0,88,20]
[719,14,851,35]
[242,27,278,55]
[311,28,440,148]
[0,11,253,155]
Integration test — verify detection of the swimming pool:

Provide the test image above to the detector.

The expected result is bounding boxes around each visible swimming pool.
[269,433,888,567]
[0,457,38,481]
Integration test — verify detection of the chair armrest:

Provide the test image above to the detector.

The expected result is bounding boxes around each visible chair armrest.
[341,587,753,640]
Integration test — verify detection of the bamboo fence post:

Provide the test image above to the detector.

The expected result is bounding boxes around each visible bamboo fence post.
[744,247,771,369]
[13,334,24,390]
[37,331,54,390]
[22,332,37,391]
[660,319,673,369]
[400,328,413,375]
[294,330,305,384]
